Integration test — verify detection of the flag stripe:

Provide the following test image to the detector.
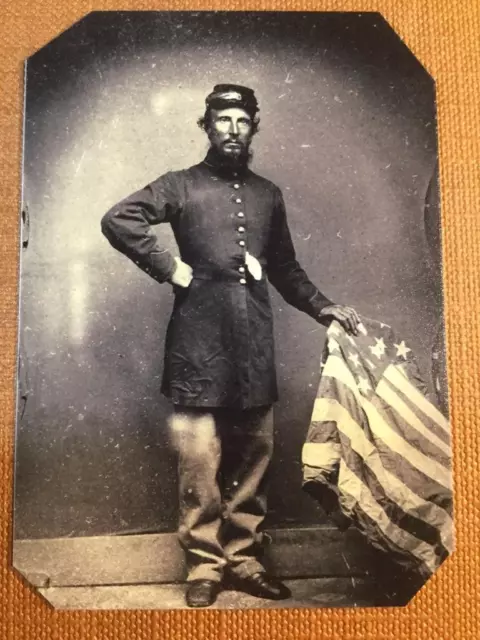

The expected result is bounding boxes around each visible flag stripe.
[338,498,433,579]
[318,380,451,470]
[302,442,340,470]
[363,398,451,489]
[337,463,438,574]
[384,364,449,434]
[314,379,453,513]
[322,354,451,488]
[384,366,451,446]
[309,397,453,551]
[317,395,454,535]
[340,436,451,556]
[374,437,453,515]
[376,378,451,460]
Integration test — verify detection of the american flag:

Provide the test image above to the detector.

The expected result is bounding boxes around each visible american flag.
[302,317,453,577]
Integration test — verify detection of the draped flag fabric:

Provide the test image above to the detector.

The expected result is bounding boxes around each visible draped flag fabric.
[302,317,453,578]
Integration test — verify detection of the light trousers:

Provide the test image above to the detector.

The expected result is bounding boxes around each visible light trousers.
[168,405,274,583]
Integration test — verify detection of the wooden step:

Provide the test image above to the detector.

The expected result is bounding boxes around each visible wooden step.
[14,526,378,588]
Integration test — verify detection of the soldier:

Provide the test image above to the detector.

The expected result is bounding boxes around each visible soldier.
[101,84,359,607]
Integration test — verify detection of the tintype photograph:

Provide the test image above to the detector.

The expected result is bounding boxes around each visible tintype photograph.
[14,11,453,610]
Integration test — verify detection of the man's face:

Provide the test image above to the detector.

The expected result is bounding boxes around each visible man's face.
[207,107,254,160]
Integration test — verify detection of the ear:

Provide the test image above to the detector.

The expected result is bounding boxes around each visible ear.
[205,124,214,140]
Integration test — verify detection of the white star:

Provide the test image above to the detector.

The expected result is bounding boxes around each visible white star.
[329,339,341,353]
[395,340,411,359]
[348,352,360,368]
[357,376,371,394]
[369,337,386,359]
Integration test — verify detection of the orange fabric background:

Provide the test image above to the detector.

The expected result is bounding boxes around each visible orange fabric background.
[0,1,478,638]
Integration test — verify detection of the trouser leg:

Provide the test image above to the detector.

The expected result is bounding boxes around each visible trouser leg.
[168,407,226,583]
[220,405,274,579]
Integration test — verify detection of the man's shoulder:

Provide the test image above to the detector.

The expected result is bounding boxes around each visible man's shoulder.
[247,169,281,194]
[149,164,200,187]
[153,165,195,180]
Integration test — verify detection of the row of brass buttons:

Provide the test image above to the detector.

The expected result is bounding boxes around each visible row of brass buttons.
[233,182,247,284]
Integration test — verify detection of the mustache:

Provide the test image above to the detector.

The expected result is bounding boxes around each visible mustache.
[223,139,244,145]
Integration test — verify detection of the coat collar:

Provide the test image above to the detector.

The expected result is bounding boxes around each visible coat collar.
[202,147,251,179]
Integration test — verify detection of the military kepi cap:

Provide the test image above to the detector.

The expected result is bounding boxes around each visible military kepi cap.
[205,84,259,116]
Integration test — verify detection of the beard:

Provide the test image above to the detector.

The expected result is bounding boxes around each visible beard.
[210,140,253,168]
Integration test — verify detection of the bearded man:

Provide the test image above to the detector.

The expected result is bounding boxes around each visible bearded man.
[101,84,359,607]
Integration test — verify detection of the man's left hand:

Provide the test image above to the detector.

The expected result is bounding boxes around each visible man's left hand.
[318,304,361,335]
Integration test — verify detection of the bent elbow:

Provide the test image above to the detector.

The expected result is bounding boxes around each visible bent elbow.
[101,207,121,239]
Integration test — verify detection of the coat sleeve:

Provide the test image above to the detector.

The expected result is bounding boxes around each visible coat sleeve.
[266,187,333,321]
[101,172,182,283]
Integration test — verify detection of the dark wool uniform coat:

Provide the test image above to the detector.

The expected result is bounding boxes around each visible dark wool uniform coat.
[101,149,333,408]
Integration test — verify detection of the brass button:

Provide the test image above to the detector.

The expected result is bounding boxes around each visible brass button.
[233,183,240,189]
[239,266,245,273]
[237,212,244,218]
[238,226,245,233]
[239,240,245,247]
[239,278,246,285]
[235,198,242,204]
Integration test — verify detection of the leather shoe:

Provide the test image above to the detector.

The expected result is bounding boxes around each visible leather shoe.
[228,572,291,600]
[185,580,221,608]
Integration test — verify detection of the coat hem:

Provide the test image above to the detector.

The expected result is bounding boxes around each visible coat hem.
[162,390,278,410]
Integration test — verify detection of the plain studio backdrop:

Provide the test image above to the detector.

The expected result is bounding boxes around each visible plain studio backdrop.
[15,12,442,540]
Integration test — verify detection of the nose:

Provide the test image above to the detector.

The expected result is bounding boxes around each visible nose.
[229,120,239,136]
